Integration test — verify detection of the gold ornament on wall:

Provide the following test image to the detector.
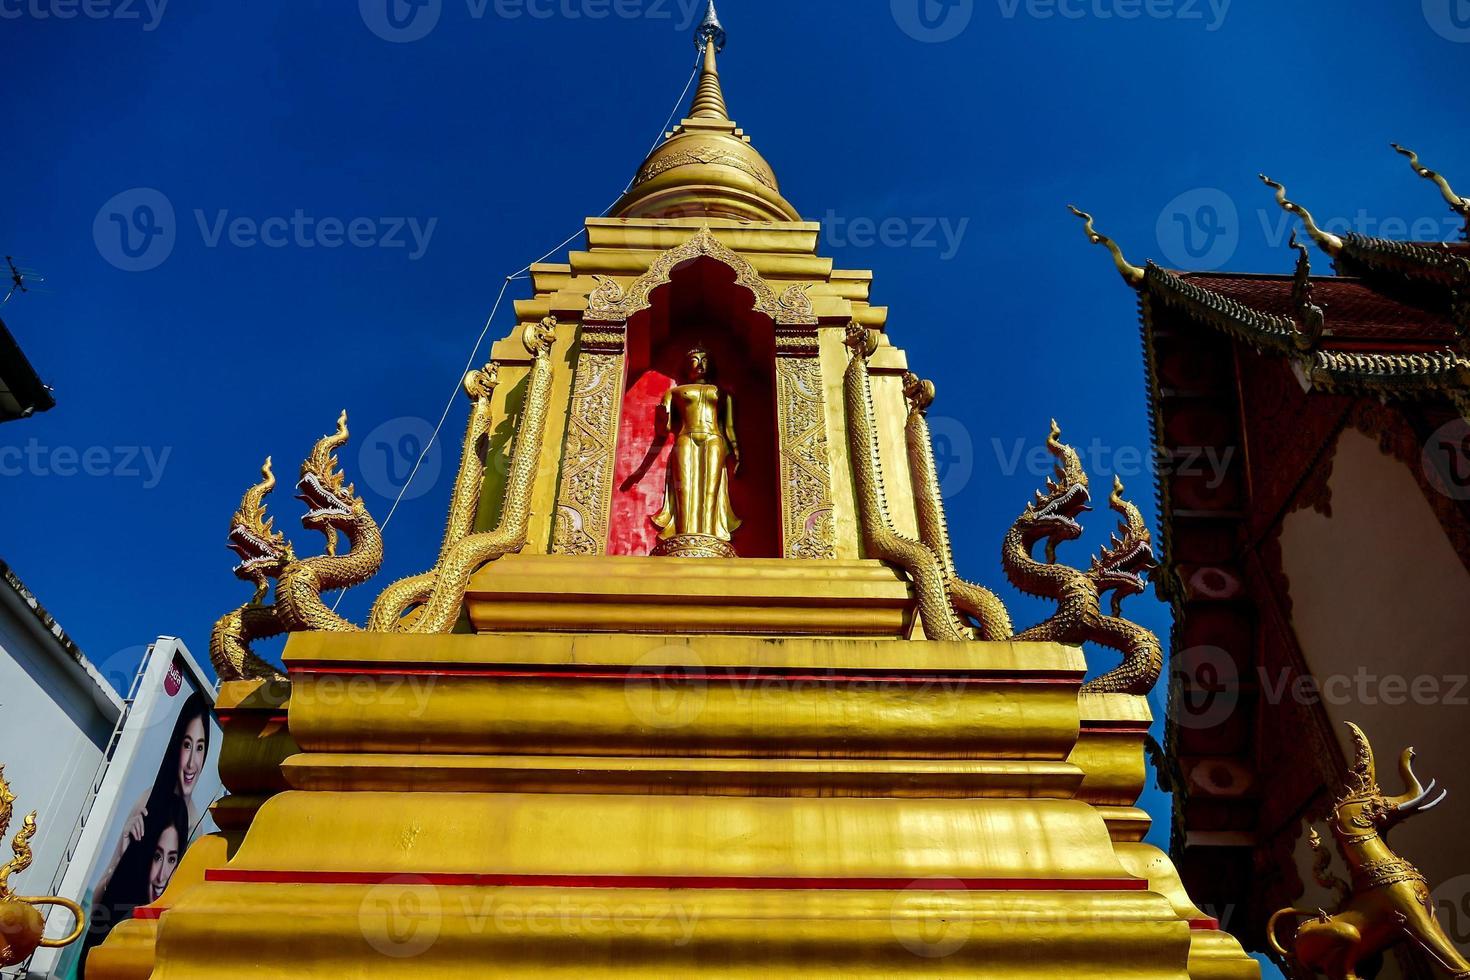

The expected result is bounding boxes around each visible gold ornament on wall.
[1269,723,1469,979]
[0,767,84,967]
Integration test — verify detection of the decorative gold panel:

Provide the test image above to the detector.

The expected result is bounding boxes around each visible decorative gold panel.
[776,347,836,560]
[552,329,626,556]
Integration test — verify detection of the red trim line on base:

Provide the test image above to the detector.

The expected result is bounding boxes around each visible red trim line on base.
[133,907,166,920]
[1189,917,1221,931]
[1078,725,1152,735]
[206,869,1147,891]
[215,711,289,726]
[287,664,1081,686]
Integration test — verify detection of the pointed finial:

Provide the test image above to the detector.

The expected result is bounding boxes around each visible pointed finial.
[695,0,725,53]
[1068,205,1145,288]
[1259,174,1343,254]
[688,12,730,121]
[1391,143,1470,238]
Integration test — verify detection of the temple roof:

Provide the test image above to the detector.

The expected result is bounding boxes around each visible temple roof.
[0,315,55,422]
[1072,147,1470,417]
[611,2,801,224]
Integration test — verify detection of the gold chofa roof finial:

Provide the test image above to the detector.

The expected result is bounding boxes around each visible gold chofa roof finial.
[1259,174,1344,255]
[1068,205,1145,288]
[1391,143,1470,237]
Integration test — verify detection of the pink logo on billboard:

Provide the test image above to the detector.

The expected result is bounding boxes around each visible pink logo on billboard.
[164,662,183,697]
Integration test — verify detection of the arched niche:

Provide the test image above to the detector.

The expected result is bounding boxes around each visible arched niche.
[608,256,782,558]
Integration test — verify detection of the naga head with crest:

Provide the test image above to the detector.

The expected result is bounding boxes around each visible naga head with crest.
[296,411,363,546]
[1018,421,1092,561]
[1090,476,1157,612]
[227,457,295,590]
[1333,722,1448,837]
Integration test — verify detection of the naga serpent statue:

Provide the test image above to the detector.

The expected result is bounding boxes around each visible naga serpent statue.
[1269,723,1468,980]
[209,458,294,682]
[901,371,1013,640]
[368,361,500,631]
[396,317,558,635]
[275,411,385,633]
[1080,476,1162,694]
[1004,420,1096,641]
[842,322,970,642]
[0,767,84,967]
[1001,425,1161,695]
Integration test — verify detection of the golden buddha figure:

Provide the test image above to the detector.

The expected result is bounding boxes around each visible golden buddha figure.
[652,345,742,558]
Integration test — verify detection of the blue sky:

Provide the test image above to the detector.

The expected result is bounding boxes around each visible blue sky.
[6,2,1470,972]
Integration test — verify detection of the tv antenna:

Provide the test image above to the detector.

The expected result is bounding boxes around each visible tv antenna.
[4,256,46,305]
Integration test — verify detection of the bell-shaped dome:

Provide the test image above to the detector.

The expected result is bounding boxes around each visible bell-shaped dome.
[612,20,800,223]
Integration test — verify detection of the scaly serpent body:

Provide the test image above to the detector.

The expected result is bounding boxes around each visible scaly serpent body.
[842,325,968,642]
[210,596,288,682]
[276,521,383,632]
[902,373,1012,640]
[405,320,558,635]
[1082,611,1163,695]
[275,413,384,633]
[209,459,294,681]
[368,364,500,631]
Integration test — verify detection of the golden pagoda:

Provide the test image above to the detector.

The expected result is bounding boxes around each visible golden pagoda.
[86,6,1263,976]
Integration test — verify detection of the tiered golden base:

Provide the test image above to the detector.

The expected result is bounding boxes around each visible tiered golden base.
[104,621,1259,978]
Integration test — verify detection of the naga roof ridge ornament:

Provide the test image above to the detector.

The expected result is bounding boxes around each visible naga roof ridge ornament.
[1392,142,1470,240]
[1068,205,1145,287]
[1289,230,1327,352]
[1259,173,1344,255]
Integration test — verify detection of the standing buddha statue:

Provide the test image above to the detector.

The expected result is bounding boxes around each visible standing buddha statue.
[653,345,742,558]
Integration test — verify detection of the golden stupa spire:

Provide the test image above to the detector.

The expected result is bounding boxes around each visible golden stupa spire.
[611,0,800,222]
[689,36,730,121]
[688,2,729,120]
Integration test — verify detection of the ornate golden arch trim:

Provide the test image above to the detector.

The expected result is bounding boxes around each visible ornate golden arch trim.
[586,225,815,325]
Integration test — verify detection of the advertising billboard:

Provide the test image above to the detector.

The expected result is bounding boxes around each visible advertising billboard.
[29,638,222,979]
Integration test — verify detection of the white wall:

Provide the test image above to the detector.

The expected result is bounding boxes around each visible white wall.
[1280,427,1470,978]
[0,582,119,913]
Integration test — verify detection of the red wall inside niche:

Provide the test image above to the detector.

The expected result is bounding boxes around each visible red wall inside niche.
[608,258,782,558]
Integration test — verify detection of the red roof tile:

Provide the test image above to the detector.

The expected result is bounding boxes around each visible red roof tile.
[1175,273,1457,346]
